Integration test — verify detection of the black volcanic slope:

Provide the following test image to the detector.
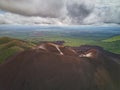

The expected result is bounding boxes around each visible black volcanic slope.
[0,43,120,90]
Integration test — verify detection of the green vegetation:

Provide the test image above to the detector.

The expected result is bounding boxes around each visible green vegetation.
[29,36,96,46]
[91,40,120,54]
[103,35,120,42]
[0,37,35,64]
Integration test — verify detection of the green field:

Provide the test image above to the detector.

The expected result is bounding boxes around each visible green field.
[103,35,120,42]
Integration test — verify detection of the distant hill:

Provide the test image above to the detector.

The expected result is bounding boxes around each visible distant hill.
[0,37,35,64]
[103,35,120,42]
[99,35,120,54]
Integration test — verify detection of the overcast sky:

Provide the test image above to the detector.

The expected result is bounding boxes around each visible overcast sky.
[0,0,120,25]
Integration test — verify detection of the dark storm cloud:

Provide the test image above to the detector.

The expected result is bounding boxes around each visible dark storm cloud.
[66,1,94,24]
[67,4,91,17]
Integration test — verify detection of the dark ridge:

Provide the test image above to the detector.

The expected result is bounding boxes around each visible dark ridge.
[73,45,104,53]
[38,41,65,45]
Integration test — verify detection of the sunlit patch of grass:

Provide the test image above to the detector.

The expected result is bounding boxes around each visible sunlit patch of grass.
[103,35,120,42]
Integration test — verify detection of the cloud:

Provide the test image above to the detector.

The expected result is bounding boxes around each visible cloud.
[0,0,119,25]
[0,12,70,25]
[0,0,94,18]
[66,0,94,24]
[83,5,120,25]
[0,0,66,18]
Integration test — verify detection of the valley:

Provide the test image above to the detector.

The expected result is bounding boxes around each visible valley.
[0,25,120,63]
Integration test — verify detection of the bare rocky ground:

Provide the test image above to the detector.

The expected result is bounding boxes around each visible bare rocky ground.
[0,43,120,90]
